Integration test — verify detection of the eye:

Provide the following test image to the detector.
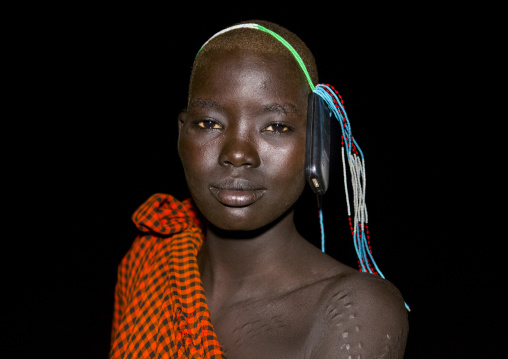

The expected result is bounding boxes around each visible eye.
[263,123,291,133]
[196,119,222,130]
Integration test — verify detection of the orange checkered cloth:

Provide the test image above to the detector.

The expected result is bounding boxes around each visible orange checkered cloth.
[110,193,225,358]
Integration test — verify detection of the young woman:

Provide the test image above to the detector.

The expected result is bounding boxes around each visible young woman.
[110,20,408,358]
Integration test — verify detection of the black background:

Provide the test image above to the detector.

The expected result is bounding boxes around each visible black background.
[6,4,499,358]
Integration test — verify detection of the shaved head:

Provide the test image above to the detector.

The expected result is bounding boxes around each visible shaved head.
[189,20,319,103]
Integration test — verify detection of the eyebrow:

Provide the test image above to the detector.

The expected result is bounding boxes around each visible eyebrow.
[263,103,299,115]
[188,98,223,111]
[188,99,299,115]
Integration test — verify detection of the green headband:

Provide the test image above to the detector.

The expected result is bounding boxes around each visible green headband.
[197,23,315,90]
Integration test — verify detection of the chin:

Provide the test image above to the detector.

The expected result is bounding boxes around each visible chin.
[203,200,296,235]
[206,206,270,231]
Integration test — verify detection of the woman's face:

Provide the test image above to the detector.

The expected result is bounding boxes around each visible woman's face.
[178,48,308,231]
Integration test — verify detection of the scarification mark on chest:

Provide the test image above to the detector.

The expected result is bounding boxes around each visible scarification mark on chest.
[232,314,286,348]
[325,289,365,358]
[325,290,355,327]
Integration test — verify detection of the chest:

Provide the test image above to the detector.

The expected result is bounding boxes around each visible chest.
[209,294,318,359]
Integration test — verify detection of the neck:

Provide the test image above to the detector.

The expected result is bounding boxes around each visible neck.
[199,209,307,304]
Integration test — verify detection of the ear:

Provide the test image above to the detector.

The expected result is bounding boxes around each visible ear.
[177,110,186,157]
[178,110,186,134]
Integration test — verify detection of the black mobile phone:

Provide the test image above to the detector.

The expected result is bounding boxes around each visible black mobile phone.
[305,92,331,196]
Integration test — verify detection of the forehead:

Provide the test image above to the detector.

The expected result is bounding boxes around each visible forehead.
[189,48,309,105]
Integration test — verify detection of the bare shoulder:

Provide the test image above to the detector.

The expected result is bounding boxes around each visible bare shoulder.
[309,270,409,359]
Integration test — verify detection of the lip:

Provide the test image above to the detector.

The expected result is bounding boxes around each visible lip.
[209,178,266,207]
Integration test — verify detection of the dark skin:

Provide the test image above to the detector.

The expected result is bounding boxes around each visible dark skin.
[178,48,408,358]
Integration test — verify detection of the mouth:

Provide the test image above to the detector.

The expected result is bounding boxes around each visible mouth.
[209,178,266,207]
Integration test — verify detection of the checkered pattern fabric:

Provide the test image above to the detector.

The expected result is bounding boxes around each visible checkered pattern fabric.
[110,194,225,358]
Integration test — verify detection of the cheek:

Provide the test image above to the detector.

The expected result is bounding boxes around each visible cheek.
[261,138,307,190]
[178,135,216,186]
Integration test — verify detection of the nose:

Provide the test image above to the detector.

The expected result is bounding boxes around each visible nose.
[219,133,261,168]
